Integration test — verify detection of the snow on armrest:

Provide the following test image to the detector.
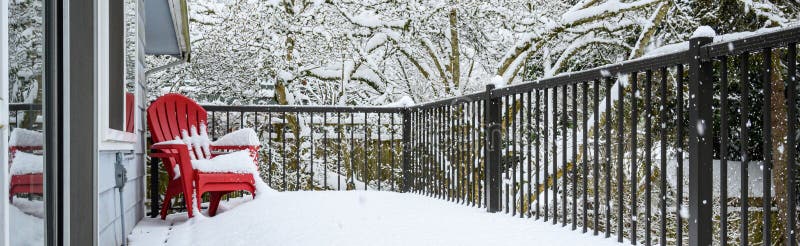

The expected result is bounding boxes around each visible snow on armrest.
[10,152,43,175]
[211,128,260,146]
[152,139,188,146]
[191,150,257,173]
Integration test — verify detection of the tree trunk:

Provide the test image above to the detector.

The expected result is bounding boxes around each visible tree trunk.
[448,4,460,90]
[20,74,42,129]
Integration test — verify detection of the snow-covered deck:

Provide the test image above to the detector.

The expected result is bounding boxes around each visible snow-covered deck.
[129,190,623,246]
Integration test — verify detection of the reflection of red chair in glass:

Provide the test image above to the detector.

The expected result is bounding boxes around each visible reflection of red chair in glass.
[9,93,136,202]
[147,93,260,219]
[126,92,135,133]
[8,128,44,202]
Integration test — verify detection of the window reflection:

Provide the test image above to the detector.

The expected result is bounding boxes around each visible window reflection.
[8,0,45,245]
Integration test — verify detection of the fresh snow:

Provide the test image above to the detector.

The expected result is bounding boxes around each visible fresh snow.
[9,151,43,175]
[9,128,42,147]
[383,95,414,107]
[211,128,260,146]
[153,139,186,146]
[129,191,624,246]
[10,200,44,246]
[192,150,257,174]
[691,25,716,38]
[487,75,506,88]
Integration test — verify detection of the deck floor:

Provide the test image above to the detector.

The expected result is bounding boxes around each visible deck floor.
[129,191,623,246]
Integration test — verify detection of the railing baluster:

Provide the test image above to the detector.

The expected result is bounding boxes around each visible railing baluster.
[513,95,518,216]
[391,113,395,191]
[761,48,773,246]
[582,80,588,233]
[659,67,667,246]
[535,89,541,219]
[268,112,273,187]
[719,57,729,246]
[282,112,287,191]
[439,107,444,198]
[468,102,472,205]
[212,111,217,139]
[310,112,314,190]
[297,113,301,190]
[527,91,533,218]
[593,79,600,235]
[562,84,568,227]
[631,71,639,244]
[477,100,482,208]
[572,82,578,230]
[324,112,328,189]
[546,87,551,222]
[465,103,471,205]
[617,74,625,243]
[676,64,685,246]
[645,69,653,246]
[605,77,613,239]
[364,112,368,191]
[786,43,797,246]
[544,87,558,221]
[345,113,357,190]
[338,112,342,191]
[445,106,449,198]
[426,109,431,195]
[378,112,382,191]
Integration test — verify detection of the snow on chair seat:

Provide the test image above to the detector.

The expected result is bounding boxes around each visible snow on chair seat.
[9,128,43,148]
[8,128,45,202]
[9,152,43,175]
[192,150,257,174]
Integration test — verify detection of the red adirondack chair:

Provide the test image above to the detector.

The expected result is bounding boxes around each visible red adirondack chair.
[147,93,260,219]
[8,128,44,202]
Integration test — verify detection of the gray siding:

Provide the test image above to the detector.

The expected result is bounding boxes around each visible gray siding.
[97,0,147,244]
[97,151,143,246]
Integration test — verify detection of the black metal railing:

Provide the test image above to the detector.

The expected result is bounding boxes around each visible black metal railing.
[145,25,800,246]
[9,103,43,131]
[201,105,406,192]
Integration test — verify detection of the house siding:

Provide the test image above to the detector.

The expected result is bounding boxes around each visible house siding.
[97,0,147,244]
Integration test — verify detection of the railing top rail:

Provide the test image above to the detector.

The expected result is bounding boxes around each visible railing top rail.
[407,91,486,110]
[9,103,42,111]
[201,104,405,113]
[498,50,689,97]
[703,24,800,59]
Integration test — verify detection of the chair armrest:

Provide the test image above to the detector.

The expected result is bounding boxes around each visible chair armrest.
[210,145,259,152]
[151,143,188,151]
[149,144,195,179]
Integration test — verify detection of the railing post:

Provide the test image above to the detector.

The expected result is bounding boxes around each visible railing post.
[149,148,160,218]
[687,32,714,246]
[484,84,502,212]
[402,109,412,192]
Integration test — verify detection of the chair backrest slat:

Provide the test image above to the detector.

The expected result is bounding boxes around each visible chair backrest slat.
[147,93,209,144]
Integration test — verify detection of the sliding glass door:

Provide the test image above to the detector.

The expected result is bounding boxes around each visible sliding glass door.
[7,0,46,245]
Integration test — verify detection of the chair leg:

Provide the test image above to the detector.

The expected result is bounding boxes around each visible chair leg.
[208,192,228,217]
[182,179,194,218]
[196,187,204,215]
[160,195,172,220]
